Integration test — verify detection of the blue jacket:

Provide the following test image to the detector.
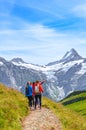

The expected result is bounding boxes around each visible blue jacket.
[25,85,33,97]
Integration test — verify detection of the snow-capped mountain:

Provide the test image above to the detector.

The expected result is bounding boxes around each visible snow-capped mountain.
[61,48,83,61]
[10,58,25,63]
[0,48,86,101]
[46,48,83,66]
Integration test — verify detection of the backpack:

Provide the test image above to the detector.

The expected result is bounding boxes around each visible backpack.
[25,86,30,95]
[34,85,40,94]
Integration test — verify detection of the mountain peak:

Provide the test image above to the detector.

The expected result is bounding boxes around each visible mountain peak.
[46,48,83,66]
[61,48,82,62]
[0,57,7,63]
[10,58,25,63]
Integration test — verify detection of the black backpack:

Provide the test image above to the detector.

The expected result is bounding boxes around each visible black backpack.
[25,86,30,95]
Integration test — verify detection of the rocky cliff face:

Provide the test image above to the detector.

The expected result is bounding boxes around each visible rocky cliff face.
[0,48,86,101]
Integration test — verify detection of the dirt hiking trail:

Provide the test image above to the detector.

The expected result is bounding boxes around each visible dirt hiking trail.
[22,107,62,130]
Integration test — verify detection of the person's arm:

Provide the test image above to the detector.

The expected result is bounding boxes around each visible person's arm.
[40,80,46,85]
[39,85,44,93]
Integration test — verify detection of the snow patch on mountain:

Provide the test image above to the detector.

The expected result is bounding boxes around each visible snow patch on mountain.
[12,59,84,73]
[47,85,59,100]
[76,62,86,75]
[57,87,65,101]
[0,62,3,65]
[43,71,57,81]
[61,60,84,72]
[5,68,18,89]
[11,61,46,71]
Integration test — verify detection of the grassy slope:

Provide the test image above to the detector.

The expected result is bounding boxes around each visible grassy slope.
[60,91,86,117]
[0,84,86,130]
[0,83,29,130]
[43,94,86,130]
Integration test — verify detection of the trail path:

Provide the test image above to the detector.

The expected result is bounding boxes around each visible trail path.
[22,107,62,130]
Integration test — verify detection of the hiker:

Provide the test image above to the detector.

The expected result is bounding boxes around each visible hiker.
[34,80,44,109]
[25,81,33,110]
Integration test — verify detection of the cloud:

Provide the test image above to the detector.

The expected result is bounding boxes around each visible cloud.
[0,24,67,50]
[0,0,86,64]
[0,22,86,64]
[0,22,78,50]
[72,3,86,18]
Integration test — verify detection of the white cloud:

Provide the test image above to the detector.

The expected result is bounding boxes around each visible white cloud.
[0,22,86,65]
[0,0,86,65]
[0,23,78,51]
[72,4,86,17]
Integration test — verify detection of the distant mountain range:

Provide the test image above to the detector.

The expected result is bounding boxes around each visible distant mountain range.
[0,48,86,101]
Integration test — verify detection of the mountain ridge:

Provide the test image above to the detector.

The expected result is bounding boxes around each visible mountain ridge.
[46,48,84,66]
[0,48,84,66]
[0,48,86,101]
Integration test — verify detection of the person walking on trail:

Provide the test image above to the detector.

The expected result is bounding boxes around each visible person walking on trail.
[34,80,44,109]
[25,81,33,110]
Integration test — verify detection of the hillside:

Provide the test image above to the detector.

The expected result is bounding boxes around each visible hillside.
[43,96,86,130]
[0,85,86,130]
[0,83,28,130]
[0,84,62,130]
[60,91,86,117]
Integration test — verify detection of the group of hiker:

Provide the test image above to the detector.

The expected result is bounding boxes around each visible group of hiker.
[25,80,45,110]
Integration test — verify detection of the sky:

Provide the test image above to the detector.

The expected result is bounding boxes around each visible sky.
[0,0,86,65]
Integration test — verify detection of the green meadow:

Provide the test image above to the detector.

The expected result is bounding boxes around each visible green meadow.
[60,91,86,117]
[0,83,29,130]
[43,91,86,130]
[0,84,86,130]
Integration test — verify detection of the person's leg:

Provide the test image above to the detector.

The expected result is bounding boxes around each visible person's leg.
[32,96,34,107]
[34,95,38,109]
[28,96,32,109]
[27,97,31,108]
[30,96,33,107]
[38,94,42,109]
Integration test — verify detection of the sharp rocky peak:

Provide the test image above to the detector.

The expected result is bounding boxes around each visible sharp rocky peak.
[46,48,83,66]
[60,48,82,62]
